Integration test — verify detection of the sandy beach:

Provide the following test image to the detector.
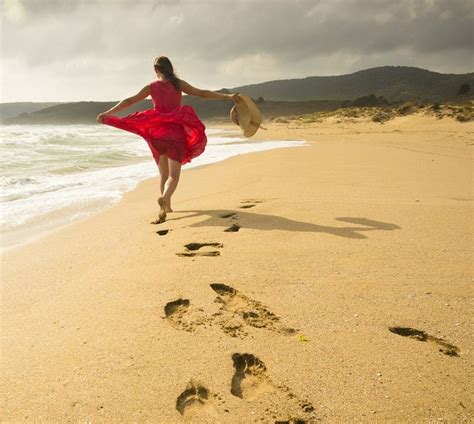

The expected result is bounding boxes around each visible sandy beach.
[1,113,472,422]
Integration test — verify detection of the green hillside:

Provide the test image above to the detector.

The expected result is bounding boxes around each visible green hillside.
[0,102,62,121]
[229,66,474,102]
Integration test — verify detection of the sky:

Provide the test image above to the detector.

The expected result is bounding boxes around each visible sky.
[1,0,473,102]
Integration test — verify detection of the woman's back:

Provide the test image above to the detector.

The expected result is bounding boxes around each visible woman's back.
[151,79,182,113]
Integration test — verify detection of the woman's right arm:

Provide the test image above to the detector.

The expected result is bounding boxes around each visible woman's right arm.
[179,79,239,101]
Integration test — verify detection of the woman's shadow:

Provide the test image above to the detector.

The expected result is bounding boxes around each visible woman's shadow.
[164,210,401,239]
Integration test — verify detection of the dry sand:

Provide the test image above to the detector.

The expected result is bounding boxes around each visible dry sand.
[1,113,473,423]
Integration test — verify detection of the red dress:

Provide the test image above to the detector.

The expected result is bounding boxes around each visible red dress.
[102,79,207,165]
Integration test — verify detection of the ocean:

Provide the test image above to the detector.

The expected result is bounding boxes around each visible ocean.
[0,124,306,251]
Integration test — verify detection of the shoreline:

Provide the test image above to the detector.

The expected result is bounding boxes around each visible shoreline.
[2,114,472,422]
[1,123,306,253]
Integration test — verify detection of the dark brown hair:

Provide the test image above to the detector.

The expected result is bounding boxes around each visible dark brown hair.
[154,56,180,91]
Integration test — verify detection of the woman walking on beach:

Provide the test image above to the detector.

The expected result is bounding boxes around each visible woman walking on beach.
[97,56,239,223]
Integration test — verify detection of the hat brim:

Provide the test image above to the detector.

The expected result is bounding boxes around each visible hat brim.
[230,105,239,126]
[231,95,262,137]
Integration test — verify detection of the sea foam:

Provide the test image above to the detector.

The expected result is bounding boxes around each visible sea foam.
[0,124,306,250]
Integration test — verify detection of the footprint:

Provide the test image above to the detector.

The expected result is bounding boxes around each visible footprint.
[224,224,241,232]
[176,242,223,257]
[164,299,191,330]
[156,229,170,236]
[176,379,217,418]
[219,212,237,218]
[164,285,296,338]
[231,353,316,421]
[231,353,274,400]
[239,199,264,209]
[221,212,240,232]
[184,242,223,251]
[176,251,221,257]
[389,326,460,357]
[241,199,264,204]
[210,284,296,337]
[164,299,210,332]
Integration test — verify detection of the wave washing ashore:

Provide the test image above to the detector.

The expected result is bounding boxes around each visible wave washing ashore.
[0,124,306,251]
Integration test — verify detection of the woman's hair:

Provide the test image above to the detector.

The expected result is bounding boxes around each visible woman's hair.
[154,56,180,91]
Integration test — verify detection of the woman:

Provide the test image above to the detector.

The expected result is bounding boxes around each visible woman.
[97,56,240,223]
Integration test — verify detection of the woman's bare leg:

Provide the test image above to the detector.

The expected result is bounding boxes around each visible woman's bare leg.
[163,157,181,201]
[157,154,173,212]
[157,157,181,222]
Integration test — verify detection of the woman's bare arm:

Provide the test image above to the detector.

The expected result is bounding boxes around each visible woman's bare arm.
[104,84,151,114]
[178,79,238,100]
[97,84,151,123]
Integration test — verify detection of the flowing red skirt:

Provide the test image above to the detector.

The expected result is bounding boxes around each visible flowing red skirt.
[102,105,207,165]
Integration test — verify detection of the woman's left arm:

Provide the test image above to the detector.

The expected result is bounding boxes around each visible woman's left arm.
[97,84,151,123]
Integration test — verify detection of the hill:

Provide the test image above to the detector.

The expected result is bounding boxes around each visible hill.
[1,95,345,125]
[0,102,62,121]
[2,66,472,125]
[228,66,474,102]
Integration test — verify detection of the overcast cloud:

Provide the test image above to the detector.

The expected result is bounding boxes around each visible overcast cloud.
[1,0,473,102]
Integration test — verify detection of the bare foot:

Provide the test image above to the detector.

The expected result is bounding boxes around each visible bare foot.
[157,197,168,223]
[158,197,173,213]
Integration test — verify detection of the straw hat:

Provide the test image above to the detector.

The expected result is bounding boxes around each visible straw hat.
[230,94,264,137]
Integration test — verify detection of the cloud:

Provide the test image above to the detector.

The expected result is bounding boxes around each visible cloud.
[1,0,472,101]
[3,0,27,24]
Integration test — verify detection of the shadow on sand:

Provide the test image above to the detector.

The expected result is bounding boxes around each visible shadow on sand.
[164,210,401,239]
